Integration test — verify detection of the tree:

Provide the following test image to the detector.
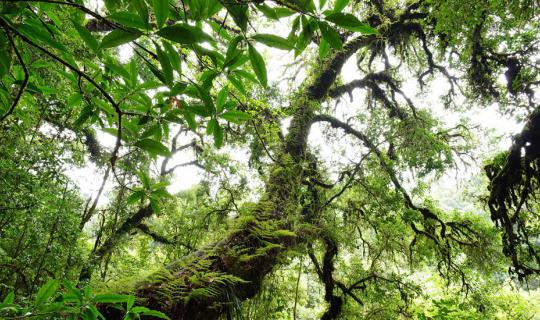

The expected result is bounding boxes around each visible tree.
[0,0,539,319]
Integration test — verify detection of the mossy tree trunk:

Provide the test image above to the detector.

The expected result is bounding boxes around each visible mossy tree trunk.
[98,35,377,320]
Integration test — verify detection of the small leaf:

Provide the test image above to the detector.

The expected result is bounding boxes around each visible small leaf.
[154,42,173,86]
[228,75,246,96]
[221,110,250,123]
[319,38,330,59]
[93,294,132,304]
[131,307,171,319]
[248,44,267,87]
[213,123,223,148]
[108,12,147,29]
[324,13,378,34]
[251,34,293,50]
[207,118,217,135]
[153,0,169,28]
[255,4,278,19]
[162,41,181,73]
[157,24,212,45]
[134,139,171,156]
[100,29,142,49]
[223,35,243,67]
[216,86,228,113]
[35,279,60,306]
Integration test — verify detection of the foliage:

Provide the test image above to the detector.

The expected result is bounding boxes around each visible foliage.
[0,279,169,320]
[0,0,539,319]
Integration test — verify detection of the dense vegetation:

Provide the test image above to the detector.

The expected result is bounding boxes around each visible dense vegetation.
[0,0,540,319]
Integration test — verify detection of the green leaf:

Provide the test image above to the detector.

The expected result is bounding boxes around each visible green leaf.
[206,118,217,135]
[100,29,142,49]
[130,0,149,26]
[72,22,99,55]
[228,75,246,96]
[255,4,278,20]
[223,3,248,31]
[151,181,169,190]
[153,0,169,28]
[108,12,148,29]
[62,281,82,305]
[182,111,197,129]
[223,36,243,68]
[131,307,171,319]
[134,139,172,156]
[0,35,11,77]
[162,41,181,73]
[93,293,132,304]
[126,190,145,205]
[2,292,14,305]
[157,24,212,45]
[274,7,295,18]
[333,0,350,12]
[319,38,330,59]
[154,42,173,86]
[295,17,316,57]
[248,44,267,87]
[35,279,60,306]
[17,20,66,52]
[127,295,135,311]
[216,86,228,113]
[149,198,160,212]
[213,123,223,148]
[73,105,94,128]
[68,93,82,107]
[324,13,378,34]
[318,21,342,49]
[251,34,293,50]
[221,110,250,123]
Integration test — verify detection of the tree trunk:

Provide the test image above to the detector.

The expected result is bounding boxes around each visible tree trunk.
[98,35,376,320]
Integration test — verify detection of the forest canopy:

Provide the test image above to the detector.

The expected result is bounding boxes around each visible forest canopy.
[0,0,540,319]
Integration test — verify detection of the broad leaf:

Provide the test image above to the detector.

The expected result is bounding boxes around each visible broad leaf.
[100,29,142,49]
[252,34,293,50]
[324,12,378,34]
[93,294,132,304]
[35,279,60,306]
[108,12,148,29]
[213,123,223,148]
[153,0,169,28]
[221,110,250,123]
[333,0,350,12]
[72,21,99,54]
[134,139,172,156]
[248,44,267,87]
[318,21,342,49]
[157,24,212,45]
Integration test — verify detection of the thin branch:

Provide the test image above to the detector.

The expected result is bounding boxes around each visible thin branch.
[0,25,29,123]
